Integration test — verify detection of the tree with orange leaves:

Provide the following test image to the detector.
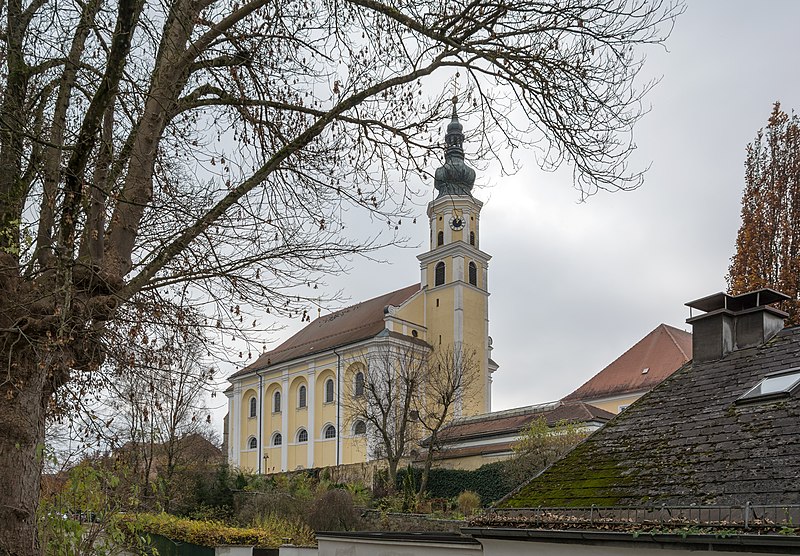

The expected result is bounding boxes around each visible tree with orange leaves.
[728,102,800,325]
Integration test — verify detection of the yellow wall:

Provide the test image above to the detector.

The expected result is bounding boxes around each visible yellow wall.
[584,393,643,414]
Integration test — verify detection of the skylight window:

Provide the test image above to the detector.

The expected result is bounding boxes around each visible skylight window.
[738,368,800,402]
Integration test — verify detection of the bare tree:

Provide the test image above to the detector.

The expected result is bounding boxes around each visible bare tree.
[106,334,218,513]
[415,344,478,501]
[346,340,429,488]
[0,0,682,552]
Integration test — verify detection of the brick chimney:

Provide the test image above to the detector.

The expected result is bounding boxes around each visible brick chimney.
[686,289,789,363]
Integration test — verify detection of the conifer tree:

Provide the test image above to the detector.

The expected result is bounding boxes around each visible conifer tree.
[728,102,800,325]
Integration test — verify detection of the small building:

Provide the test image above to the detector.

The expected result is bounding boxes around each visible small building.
[468,288,800,553]
[416,401,613,470]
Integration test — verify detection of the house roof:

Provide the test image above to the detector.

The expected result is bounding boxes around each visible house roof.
[229,284,420,380]
[416,401,613,462]
[501,325,800,508]
[435,401,614,444]
[562,323,692,402]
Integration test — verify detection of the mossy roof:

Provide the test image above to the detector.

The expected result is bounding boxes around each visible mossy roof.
[502,326,800,508]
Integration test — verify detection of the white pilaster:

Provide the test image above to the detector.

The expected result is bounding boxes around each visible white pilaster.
[232,384,242,466]
[281,374,289,471]
[307,369,316,468]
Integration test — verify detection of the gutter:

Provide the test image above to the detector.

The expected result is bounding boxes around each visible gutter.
[461,527,800,553]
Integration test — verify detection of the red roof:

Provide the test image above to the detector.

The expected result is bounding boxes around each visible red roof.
[434,401,614,444]
[229,284,420,379]
[416,401,614,462]
[562,323,692,402]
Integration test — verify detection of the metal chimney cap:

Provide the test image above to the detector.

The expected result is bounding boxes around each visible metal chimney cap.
[685,288,790,314]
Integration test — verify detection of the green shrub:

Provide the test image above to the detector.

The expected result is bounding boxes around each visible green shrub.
[456,491,481,515]
[396,461,516,505]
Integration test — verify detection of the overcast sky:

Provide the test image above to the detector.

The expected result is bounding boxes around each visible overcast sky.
[218,1,800,420]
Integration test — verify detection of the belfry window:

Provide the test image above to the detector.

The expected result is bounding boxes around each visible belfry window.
[435,262,445,286]
[468,262,477,286]
[437,230,444,246]
[470,231,475,246]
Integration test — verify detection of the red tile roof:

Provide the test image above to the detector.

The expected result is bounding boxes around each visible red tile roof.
[416,401,614,462]
[562,323,692,402]
[229,284,421,379]
[434,401,614,444]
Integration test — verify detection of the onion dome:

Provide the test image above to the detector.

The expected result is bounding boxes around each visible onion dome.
[434,98,476,198]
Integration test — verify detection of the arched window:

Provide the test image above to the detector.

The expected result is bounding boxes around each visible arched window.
[247,436,257,450]
[353,420,367,436]
[272,433,282,447]
[273,391,281,413]
[434,261,445,286]
[437,230,444,246]
[354,372,365,397]
[325,378,335,403]
[248,396,257,418]
[468,262,477,286]
[298,385,307,408]
[469,231,475,246]
[323,425,337,439]
[297,428,308,443]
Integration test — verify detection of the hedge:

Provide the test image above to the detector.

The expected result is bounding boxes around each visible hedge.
[397,461,516,505]
[120,513,316,548]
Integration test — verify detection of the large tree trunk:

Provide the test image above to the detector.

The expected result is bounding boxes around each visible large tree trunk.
[0,353,48,556]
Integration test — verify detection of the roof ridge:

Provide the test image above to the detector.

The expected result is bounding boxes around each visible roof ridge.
[265,321,381,358]
[306,283,419,326]
[661,323,691,360]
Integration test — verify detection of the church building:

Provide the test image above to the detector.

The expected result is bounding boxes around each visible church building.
[225,104,497,472]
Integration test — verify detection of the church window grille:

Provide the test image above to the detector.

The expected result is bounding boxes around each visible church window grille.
[324,425,337,439]
[435,262,445,286]
[273,391,281,413]
[298,385,307,408]
[469,262,477,286]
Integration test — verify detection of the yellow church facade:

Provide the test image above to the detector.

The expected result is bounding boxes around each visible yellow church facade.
[225,105,498,473]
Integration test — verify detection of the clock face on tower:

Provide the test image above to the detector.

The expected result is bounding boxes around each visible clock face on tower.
[449,215,465,231]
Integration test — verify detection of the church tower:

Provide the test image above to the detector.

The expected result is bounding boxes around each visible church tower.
[418,101,494,415]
